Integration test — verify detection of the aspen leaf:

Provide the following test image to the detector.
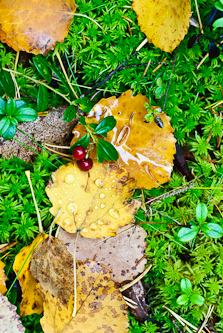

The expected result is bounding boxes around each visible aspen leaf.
[0,0,76,55]
[132,0,191,52]
[39,260,128,333]
[0,294,25,333]
[46,162,141,237]
[58,224,147,283]
[0,259,7,295]
[71,90,176,189]
[13,233,47,317]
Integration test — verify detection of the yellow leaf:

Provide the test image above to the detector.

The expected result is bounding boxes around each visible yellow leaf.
[132,0,191,52]
[0,0,76,55]
[46,162,140,237]
[71,90,176,189]
[13,233,47,317]
[0,259,7,295]
[40,260,128,333]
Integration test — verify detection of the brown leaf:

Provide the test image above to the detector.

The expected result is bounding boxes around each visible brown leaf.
[0,293,25,333]
[46,162,141,238]
[0,0,76,55]
[58,224,147,283]
[0,259,7,295]
[13,233,47,317]
[131,0,191,53]
[71,90,176,189]
[30,236,74,305]
[122,281,148,322]
[39,260,129,333]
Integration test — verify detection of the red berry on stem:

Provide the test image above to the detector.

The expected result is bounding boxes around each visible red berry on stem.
[72,146,86,160]
[78,158,93,171]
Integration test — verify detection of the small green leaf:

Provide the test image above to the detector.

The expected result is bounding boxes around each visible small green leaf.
[205,223,223,238]
[0,116,10,135]
[0,108,5,118]
[14,107,37,122]
[0,97,6,111]
[178,226,199,242]
[63,105,77,122]
[2,124,17,140]
[37,85,49,112]
[97,143,111,163]
[15,100,26,109]
[215,1,223,11]
[5,98,16,116]
[0,70,15,98]
[176,294,189,305]
[74,97,94,113]
[196,203,208,223]
[180,278,192,294]
[10,117,18,126]
[93,116,116,135]
[88,123,98,130]
[69,134,90,153]
[33,55,52,84]
[79,116,86,125]
[189,294,205,306]
[98,139,119,161]
[213,17,223,29]
[50,64,68,87]
[200,224,211,233]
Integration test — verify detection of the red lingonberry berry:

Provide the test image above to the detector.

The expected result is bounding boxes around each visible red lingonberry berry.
[78,158,93,171]
[72,145,86,160]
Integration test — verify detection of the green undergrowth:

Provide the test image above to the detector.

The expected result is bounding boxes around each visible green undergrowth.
[1,0,223,331]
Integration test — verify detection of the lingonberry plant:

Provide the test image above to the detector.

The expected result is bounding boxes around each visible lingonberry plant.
[177,278,205,306]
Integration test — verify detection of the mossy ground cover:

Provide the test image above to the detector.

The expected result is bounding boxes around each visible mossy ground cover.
[0,0,223,332]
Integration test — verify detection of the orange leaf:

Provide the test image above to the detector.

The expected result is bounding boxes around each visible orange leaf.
[71,90,176,189]
[132,0,191,52]
[0,259,7,295]
[0,0,76,55]
[39,260,128,333]
[13,233,47,317]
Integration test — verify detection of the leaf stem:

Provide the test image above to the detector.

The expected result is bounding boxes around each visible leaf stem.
[56,51,79,99]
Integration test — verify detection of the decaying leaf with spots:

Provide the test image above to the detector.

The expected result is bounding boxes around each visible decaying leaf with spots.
[30,236,74,305]
[71,90,176,189]
[132,0,191,52]
[0,293,25,333]
[13,233,47,317]
[0,0,76,55]
[39,260,128,333]
[46,162,141,237]
[58,224,147,283]
[0,259,7,295]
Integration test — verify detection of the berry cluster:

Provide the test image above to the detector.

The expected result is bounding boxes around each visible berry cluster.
[72,146,93,171]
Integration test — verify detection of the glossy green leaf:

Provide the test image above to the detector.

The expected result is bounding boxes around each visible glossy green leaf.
[69,134,90,153]
[2,124,17,140]
[10,117,18,126]
[176,294,189,305]
[200,224,211,233]
[0,108,5,118]
[5,98,16,116]
[178,226,199,242]
[215,1,223,11]
[15,100,26,109]
[93,116,116,135]
[79,116,86,125]
[0,116,10,135]
[189,294,205,306]
[213,17,223,29]
[37,85,49,112]
[180,278,192,294]
[205,223,223,238]
[63,105,76,122]
[97,143,111,163]
[0,97,6,111]
[98,139,119,161]
[33,55,52,84]
[14,107,37,122]
[196,203,208,223]
[74,97,94,113]
[0,70,15,98]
